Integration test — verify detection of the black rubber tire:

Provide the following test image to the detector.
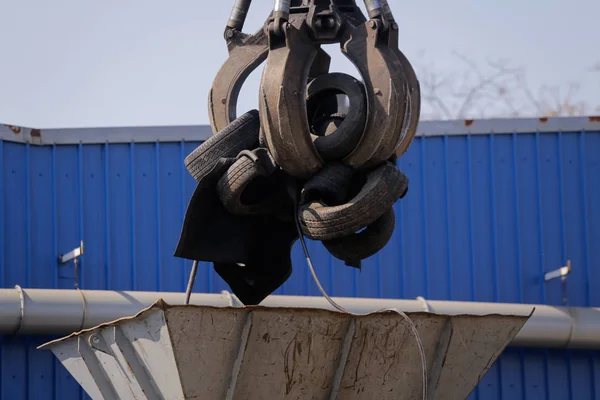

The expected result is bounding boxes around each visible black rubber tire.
[306,94,340,126]
[185,110,260,181]
[311,113,345,137]
[323,208,395,266]
[301,161,355,206]
[217,150,284,216]
[305,73,367,160]
[298,162,408,241]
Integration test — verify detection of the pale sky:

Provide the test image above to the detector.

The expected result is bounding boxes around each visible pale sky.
[0,0,598,128]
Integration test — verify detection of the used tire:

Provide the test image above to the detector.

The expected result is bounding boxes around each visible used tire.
[301,161,355,206]
[185,110,260,181]
[311,113,346,138]
[299,162,408,241]
[306,73,367,160]
[323,208,396,267]
[217,148,285,216]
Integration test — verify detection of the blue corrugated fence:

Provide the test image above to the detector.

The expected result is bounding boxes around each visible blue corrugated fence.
[1,121,599,399]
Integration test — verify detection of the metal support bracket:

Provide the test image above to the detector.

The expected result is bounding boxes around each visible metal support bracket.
[59,241,85,289]
[544,260,571,305]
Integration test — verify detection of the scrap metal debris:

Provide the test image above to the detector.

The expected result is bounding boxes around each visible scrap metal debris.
[175,0,420,305]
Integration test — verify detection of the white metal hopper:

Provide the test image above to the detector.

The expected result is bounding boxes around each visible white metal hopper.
[38,299,530,400]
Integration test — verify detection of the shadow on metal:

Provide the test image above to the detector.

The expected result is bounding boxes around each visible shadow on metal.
[38,300,530,400]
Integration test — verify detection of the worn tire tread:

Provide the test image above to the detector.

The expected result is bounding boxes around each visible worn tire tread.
[218,154,284,216]
[323,208,396,263]
[185,110,260,181]
[299,162,407,240]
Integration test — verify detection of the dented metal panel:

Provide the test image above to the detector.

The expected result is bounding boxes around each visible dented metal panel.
[39,301,530,400]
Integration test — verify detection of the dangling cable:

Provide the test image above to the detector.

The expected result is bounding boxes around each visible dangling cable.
[291,181,428,399]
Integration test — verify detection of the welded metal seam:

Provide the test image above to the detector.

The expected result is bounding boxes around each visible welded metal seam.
[13,284,25,335]
[225,311,253,400]
[77,288,88,332]
[329,318,356,400]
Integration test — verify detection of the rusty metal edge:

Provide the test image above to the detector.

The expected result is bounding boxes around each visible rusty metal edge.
[38,299,532,350]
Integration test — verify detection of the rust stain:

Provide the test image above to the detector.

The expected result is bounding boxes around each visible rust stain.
[464,119,474,127]
[6,125,22,135]
[589,116,600,123]
[30,129,41,138]
[123,358,134,375]
[539,117,548,123]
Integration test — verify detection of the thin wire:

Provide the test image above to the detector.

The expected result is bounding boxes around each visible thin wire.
[294,201,428,400]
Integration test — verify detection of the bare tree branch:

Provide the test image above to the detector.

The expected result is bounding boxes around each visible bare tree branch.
[415,51,600,120]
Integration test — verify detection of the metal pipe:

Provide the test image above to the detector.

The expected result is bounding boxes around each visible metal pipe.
[363,0,383,19]
[271,0,291,36]
[0,288,237,336]
[184,261,199,305]
[273,0,291,17]
[0,287,598,349]
[380,0,395,23]
[227,0,252,31]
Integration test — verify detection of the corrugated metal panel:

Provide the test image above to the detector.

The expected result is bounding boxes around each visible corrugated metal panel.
[3,116,600,144]
[1,128,599,399]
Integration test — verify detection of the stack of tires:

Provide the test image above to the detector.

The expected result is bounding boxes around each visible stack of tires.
[176,73,408,305]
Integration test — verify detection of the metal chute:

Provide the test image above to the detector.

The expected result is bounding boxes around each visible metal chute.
[39,300,530,399]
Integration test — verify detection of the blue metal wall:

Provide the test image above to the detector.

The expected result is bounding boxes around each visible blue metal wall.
[1,130,599,399]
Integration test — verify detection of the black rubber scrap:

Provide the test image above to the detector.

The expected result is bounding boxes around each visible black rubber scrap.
[175,112,298,306]
[212,211,298,305]
[175,158,297,305]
